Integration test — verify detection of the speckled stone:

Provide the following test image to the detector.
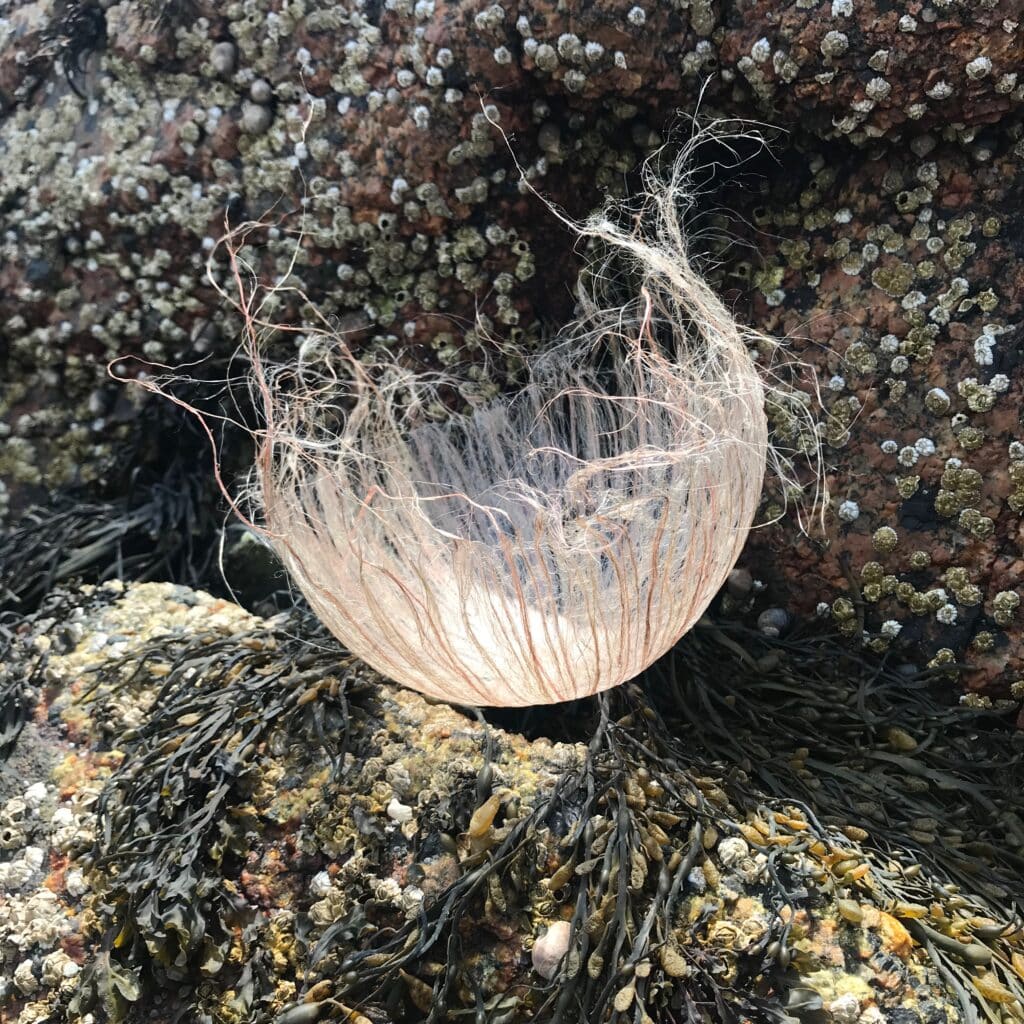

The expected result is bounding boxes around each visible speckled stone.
[1,0,1021,715]
[719,134,1023,712]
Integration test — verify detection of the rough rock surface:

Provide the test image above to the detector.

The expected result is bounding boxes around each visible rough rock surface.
[718,133,1024,712]
[718,0,1023,142]
[3,582,1022,1023]
[0,0,1022,708]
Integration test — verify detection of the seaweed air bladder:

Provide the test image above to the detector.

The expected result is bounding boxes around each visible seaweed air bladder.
[201,142,779,707]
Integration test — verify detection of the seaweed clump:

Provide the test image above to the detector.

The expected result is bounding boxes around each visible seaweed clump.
[27,584,1020,1024]
[65,603,372,1023]
[307,667,1024,1024]
[0,408,236,617]
[659,618,1024,906]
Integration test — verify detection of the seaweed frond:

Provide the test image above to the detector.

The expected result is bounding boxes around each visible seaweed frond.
[71,608,364,1019]
[0,414,224,616]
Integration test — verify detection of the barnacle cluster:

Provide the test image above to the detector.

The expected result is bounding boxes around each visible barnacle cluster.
[716,126,1024,706]
[3,0,1021,707]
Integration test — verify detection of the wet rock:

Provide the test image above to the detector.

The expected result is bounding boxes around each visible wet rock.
[0,0,1021,713]
[2,581,1020,1023]
[719,133,1024,709]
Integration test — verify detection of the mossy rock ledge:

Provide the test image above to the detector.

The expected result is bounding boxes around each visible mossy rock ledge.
[1,580,1022,1023]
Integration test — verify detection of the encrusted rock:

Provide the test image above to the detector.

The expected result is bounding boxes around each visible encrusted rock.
[0,0,1021,712]
[720,134,1024,710]
[3,582,1019,1023]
